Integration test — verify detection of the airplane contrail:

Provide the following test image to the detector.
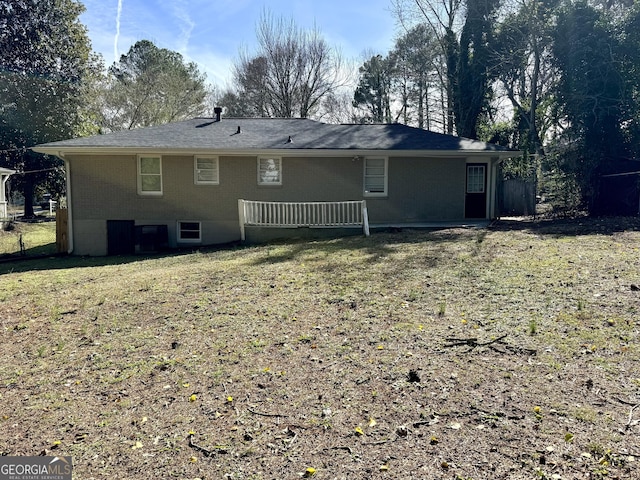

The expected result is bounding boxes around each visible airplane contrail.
[114,0,123,61]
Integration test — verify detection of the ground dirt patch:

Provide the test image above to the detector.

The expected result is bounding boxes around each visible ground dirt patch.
[1,217,639,479]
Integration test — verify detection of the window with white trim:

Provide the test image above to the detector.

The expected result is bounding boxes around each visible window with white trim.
[177,221,201,243]
[194,156,219,185]
[258,157,282,185]
[364,157,388,197]
[466,165,486,193]
[137,155,162,195]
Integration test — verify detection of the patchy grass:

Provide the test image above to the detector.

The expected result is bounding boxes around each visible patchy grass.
[1,217,639,479]
[0,220,57,257]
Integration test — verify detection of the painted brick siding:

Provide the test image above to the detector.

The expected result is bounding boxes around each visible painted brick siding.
[67,153,471,254]
[366,156,466,223]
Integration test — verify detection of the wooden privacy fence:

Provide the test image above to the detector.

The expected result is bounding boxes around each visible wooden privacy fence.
[500,178,536,216]
[238,199,370,241]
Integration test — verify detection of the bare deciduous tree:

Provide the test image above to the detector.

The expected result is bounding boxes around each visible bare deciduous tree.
[230,12,346,119]
[392,0,465,134]
[392,0,499,139]
[492,0,558,158]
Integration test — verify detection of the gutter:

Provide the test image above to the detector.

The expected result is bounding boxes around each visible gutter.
[32,146,520,160]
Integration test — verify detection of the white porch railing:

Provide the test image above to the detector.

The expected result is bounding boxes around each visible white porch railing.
[238,199,370,241]
[0,201,7,220]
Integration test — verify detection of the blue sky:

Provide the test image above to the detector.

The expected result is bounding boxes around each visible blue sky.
[80,0,398,87]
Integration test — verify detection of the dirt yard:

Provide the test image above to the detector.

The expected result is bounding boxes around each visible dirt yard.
[1,217,639,479]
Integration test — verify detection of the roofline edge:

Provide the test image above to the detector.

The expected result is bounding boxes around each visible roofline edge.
[31,146,521,159]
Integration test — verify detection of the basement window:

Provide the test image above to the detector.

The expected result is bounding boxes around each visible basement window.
[177,221,201,243]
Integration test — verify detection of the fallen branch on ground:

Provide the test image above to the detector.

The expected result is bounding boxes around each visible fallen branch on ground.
[625,404,639,431]
[329,445,353,454]
[444,334,536,355]
[445,334,507,349]
[188,434,227,457]
[247,406,288,418]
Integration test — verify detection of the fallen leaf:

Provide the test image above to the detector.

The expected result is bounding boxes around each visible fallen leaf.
[448,422,462,430]
[354,426,364,436]
[304,467,316,477]
[131,441,143,450]
[368,417,377,428]
[380,464,389,471]
[189,394,197,402]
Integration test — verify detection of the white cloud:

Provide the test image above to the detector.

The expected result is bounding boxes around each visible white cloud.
[81,0,397,87]
[115,0,123,60]
[159,0,195,54]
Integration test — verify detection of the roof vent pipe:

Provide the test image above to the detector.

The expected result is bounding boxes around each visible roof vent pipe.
[214,107,222,122]
[236,126,242,134]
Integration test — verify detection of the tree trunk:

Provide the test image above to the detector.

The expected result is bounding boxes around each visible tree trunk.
[23,177,35,218]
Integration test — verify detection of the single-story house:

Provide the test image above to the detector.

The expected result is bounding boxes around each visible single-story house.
[1,166,15,220]
[33,115,518,256]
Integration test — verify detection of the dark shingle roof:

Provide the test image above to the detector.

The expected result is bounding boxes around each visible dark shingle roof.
[33,117,516,154]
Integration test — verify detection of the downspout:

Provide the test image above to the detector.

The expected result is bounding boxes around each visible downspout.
[61,153,74,254]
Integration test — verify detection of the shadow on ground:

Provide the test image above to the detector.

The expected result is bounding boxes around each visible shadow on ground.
[2,216,639,275]
[490,215,640,236]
